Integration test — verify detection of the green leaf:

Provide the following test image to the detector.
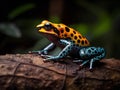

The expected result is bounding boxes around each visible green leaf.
[75,1,111,37]
[0,23,21,38]
[8,3,35,19]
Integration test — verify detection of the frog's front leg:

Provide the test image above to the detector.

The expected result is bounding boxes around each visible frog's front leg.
[44,39,73,61]
[29,43,56,55]
[79,47,106,70]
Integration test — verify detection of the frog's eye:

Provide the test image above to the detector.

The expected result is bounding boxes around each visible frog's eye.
[44,22,53,30]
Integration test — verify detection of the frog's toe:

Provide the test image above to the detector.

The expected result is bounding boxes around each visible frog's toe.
[43,59,50,62]
[78,65,83,70]
[28,51,41,54]
[41,55,52,58]
[73,60,83,62]
[89,68,94,72]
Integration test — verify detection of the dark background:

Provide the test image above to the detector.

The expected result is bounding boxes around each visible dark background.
[0,0,120,59]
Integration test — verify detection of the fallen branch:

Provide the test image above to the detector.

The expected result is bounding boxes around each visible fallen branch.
[0,54,120,90]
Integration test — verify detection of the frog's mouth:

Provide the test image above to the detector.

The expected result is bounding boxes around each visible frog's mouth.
[37,27,59,42]
[38,27,58,36]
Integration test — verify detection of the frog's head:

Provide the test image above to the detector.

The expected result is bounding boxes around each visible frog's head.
[36,20,60,37]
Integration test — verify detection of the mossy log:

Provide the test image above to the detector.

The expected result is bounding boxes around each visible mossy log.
[0,54,120,90]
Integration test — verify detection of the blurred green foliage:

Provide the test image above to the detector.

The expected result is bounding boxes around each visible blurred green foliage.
[0,0,120,58]
[0,23,21,38]
[73,0,112,38]
[8,3,35,19]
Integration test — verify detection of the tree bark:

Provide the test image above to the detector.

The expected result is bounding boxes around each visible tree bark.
[0,54,120,90]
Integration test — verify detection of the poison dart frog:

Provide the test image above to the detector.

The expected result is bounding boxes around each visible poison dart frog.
[31,20,106,70]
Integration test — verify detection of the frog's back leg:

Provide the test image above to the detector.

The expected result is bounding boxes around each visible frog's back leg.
[79,47,106,69]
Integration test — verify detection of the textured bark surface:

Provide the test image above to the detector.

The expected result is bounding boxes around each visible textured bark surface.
[0,54,120,90]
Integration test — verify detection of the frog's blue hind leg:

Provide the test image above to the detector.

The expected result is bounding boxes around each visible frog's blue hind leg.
[89,52,105,69]
[79,47,106,69]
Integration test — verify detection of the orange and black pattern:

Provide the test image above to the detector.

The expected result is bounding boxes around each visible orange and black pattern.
[37,20,90,46]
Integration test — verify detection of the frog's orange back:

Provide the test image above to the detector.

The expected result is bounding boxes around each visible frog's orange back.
[51,22,90,46]
[37,20,90,46]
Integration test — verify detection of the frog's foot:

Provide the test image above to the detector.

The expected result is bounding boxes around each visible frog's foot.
[28,51,41,54]
[42,55,55,62]
[78,59,99,70]
[41,54,53,58]
[28,50,48,55]
[79,55,104,70]
[79,60,89,70]
[43,58,51,62]
[73,60,83,62]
